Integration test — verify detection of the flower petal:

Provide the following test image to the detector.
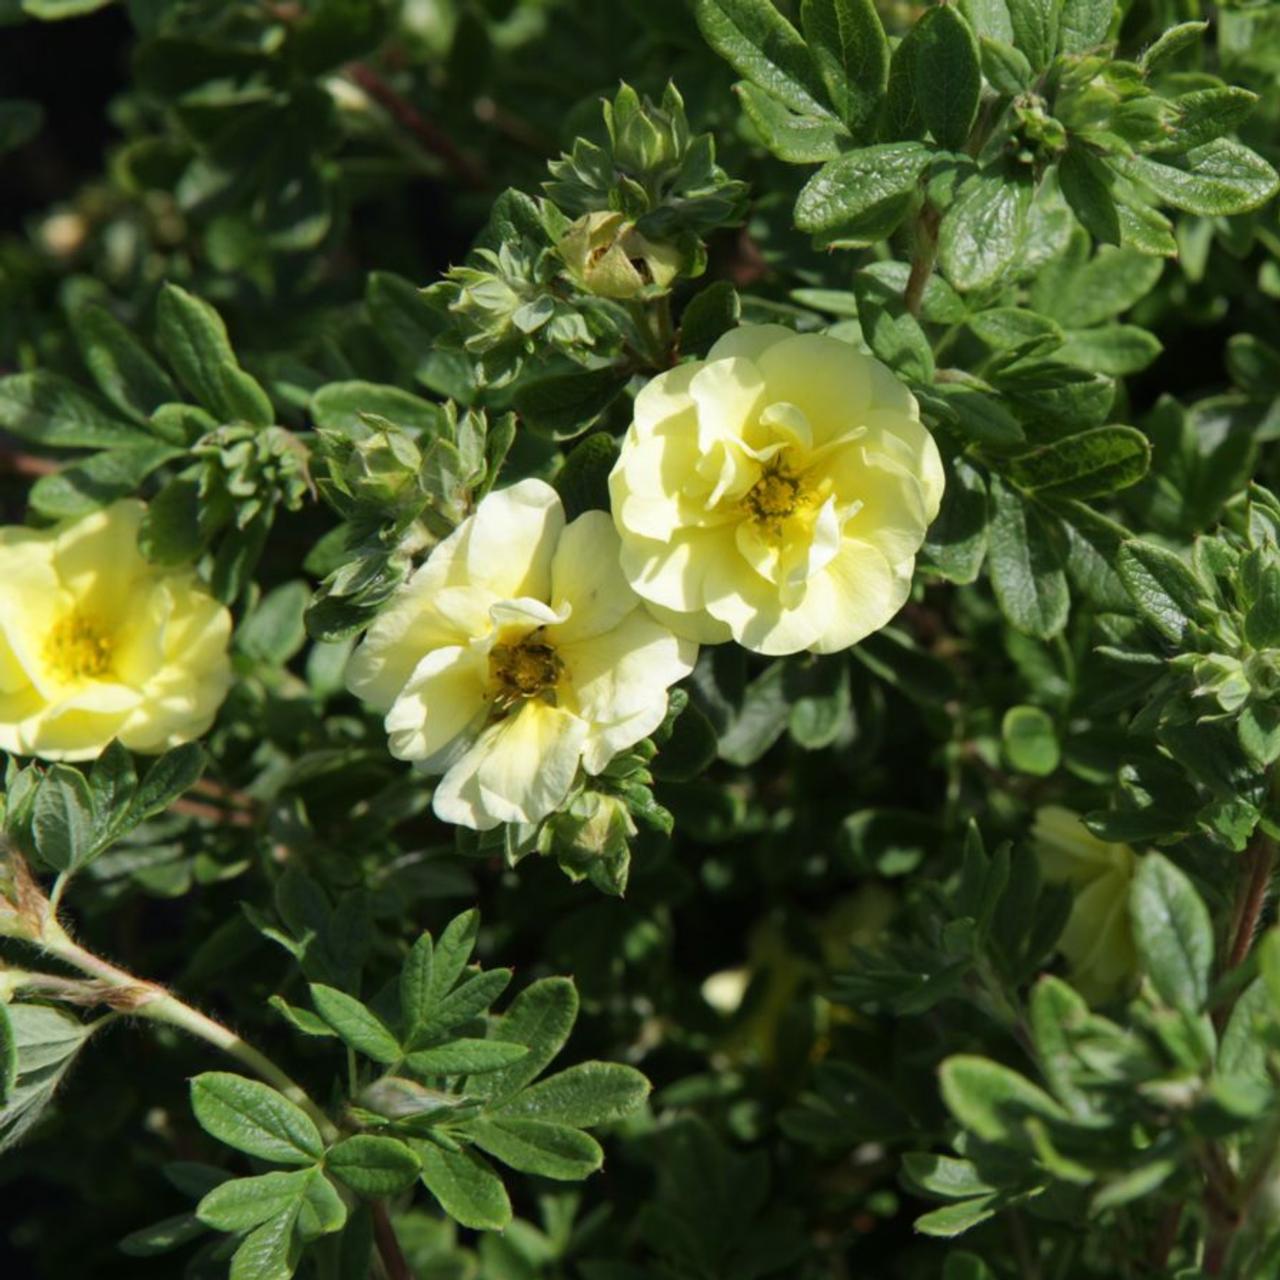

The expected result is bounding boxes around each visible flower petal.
[385,645,491,766]
[433,701,587,830]
[547,512,640,644]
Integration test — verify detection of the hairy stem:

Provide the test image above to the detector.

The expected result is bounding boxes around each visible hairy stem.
[904,204,941,319]
[39,919,338,1142]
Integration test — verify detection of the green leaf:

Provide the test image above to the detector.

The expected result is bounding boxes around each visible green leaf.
[1113,139,1279,217]
[494,1061,650,1127]
[0,371,150,449]
[367,272,474,402]
[1059,147,1120,246]
[1057,0,1111,54]
[117,1213,208,1258]
[882,17,928,140]
[978,37,1032,94]
[430,909,481,1004]
[296,1172,346,1241]
[237,582,309,666]
[414,968,512,1045]
[228,1207,299,1280]
[1058,326,1162,376]
[131,744,205,821]
[736,81,846,162]
[326,1135,421,1197]
[1140,21,1207,72]
[680,281,743,356]
[268,997,335,1039]
[851,271,935,382]
[930,384,1024,447]
[309,985,402,1065]
[310,381,443,437]
[71,305,180,425]
[1130,853,1213,1014]
[799,0,889,135]
[695,0,830,117]
[405,1039,530,1076]
[1002,705,1060,776]
[794,143,931,236]
[1154,88,1259,157]
[27,442,183,521]
[32,764,95,872]
[155,284,273,427]
[1005,426,1151,499]
[914,1195,1001,1237]
[21,0,114,15]
[987,478,1068,638]
[1116,539,1205,644]
[466,1117,603,1181]
[1031,239,1163,328]
[416,1143,512,1231]
[915,6,981,151]
[467,977,578,1102]
[514,365,630,441]
[1005,0,1061,69]
[555,432,619,520]
[939,1054,1067,1143]
[197,1169,314,1233]
[0,1004,15,1108]
[189,1073,324,1166]
[938,169,1032,291]
[922,454,988,584]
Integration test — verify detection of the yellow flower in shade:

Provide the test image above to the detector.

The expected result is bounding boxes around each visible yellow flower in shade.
[1033,805,1139,1001]
[608,324,944,655]
[0,500,232,762]
[345,479,696,831]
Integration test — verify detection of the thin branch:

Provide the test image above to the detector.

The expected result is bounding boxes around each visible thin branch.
[371,1201,414,1280]
[346,62,487,190]
[1227,832,1275,972]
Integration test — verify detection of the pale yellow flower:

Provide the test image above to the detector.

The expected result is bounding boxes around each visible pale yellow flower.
[1033,805,1139,1000]
[609,324,944,655]
[346,479,696,831]
[0,500,232,762]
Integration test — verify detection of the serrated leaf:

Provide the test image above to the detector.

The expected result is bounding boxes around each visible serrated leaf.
[190,1073,324,1166]
[309,985,402,1064]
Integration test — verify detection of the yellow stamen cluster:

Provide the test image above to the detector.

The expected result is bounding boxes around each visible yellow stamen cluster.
[743,468,807,533]
[489,638,563,707]
[44,610,114,681]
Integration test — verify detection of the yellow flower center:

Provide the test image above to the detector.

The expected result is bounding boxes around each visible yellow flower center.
[489,637,563,708]
[44,609,115,682]
[742,465,814,536]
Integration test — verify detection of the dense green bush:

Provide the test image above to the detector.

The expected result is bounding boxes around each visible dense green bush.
[3,0,1280,1277]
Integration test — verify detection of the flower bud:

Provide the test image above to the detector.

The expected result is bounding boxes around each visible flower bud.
[558,211,683,299]
[346,425,423,506]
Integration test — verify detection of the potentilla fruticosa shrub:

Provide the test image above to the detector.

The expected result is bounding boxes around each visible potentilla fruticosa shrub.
[1,0,1279,1276]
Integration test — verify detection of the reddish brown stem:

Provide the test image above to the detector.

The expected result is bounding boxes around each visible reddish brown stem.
[347,62,486,190]
[903,204,941,319]
[1228,834,1275,971]
[371,1201,413,1280]
[0,448,58,477]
